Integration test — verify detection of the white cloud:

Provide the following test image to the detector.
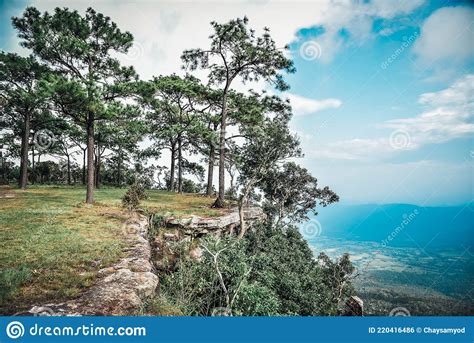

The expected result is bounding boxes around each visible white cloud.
[15,0,425,81]
[309,137,398,161]
[381,74,474,145]
[311,74,474,160]
[292,0,425,62]
[418,74,474,106]
[286,93,341,116]
[413,6,474,65]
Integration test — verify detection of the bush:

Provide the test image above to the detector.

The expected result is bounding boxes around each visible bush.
[233,282,280,316]
[160,236,249,315]
[139,295,183,316]
[245,225,354,315]
[225,187,238,201]
[122,181,148,211]
[159,224,355,316]
[182,179,200,193]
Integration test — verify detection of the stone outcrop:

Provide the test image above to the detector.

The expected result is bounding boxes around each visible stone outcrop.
[17,215,158,316]
[150,207,264,271]
[166,206,265,236]
[344,296,364,316]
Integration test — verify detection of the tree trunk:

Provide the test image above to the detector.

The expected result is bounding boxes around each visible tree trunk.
[238,182,254,239]
[67,154,71,185]
[86,115,95,204]
[0,151,4,184]
[169,142,176,192]
[19,113,30,189]
[206,143,215,196]
[178,135,183,193]
[95,133,101,189]
[117,148,122,187]
[31,145,35,184]
[229,171,235,191]
[95,137,98,187]
[96,155,101,188]
[214,86,229,208]
[82,149,86,185]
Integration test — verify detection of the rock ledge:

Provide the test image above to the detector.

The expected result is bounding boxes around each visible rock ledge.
[166,206,265,235]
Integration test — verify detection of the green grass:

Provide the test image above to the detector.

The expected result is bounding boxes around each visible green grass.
[142,191,225,218]
[0,185,221,315]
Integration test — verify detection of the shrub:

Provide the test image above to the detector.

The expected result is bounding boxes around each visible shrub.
[233,282,280,316]
[139,295,183,316]
[122,181,148,211]
[159,225,355,316]
[182,179,200,193]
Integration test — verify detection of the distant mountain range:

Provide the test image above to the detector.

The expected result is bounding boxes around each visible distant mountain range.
[311,203,474,250]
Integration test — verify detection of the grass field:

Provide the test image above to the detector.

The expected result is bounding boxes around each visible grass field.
[0,185,221,315]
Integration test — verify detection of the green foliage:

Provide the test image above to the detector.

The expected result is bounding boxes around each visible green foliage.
[2,6,350,318]
[0,161,20,184]
[224,187,238,201]
[12,6,138,201]
[139,74,213,192]
[181,17,295,91]
[139,295,183,316]
[261,162,339,225]
[246,225,350,316]
[181,179,201,194]
[182,17,296,205]
[159,224,355,316]
[160,236,249,315]
[233,282,280,316]
[121,181,148,210]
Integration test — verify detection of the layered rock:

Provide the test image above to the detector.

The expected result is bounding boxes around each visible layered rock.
[166,206,265,236]
[151,207,265,271]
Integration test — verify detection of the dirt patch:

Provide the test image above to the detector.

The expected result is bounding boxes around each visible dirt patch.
[0,187,16,198]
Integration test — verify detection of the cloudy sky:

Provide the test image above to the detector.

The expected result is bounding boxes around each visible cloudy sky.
[1,0,473,205]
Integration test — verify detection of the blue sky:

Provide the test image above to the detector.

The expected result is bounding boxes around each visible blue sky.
[1,0,473,206]
[285,1,473,205]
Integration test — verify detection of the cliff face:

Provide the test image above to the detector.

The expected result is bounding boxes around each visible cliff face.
[151,207,265,271]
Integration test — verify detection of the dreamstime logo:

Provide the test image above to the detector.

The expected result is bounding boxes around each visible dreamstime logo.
[301,219,322,239]
[125,41,145,61]
[122,220,140,236]
[211,307,232,316]
[389,307,411,316]
[299,41,322,61]
[380,32,418,70]
[209,130,226,152]
[6,321,25,339]
[389,129,411,150]
[381,209,419,247]
[34,129,55,151]
[31,306,55,316]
